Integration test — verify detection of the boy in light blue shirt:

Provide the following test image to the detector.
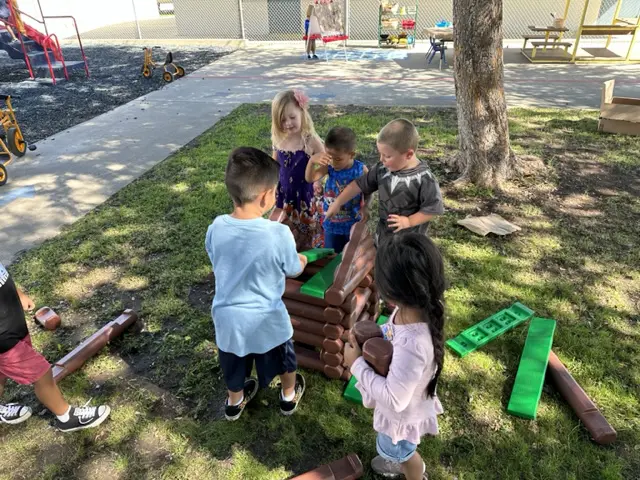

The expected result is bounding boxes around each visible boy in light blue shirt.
[205,147,308,421]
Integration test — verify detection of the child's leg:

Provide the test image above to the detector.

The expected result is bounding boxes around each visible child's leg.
[254,339,305,415]
[0,375,6,398]
[280,371,296,398]
[372,433,422,478]
[311,39,317,55]
[33,369,69,416]
[218,349,259,420]
[402,452,426,480]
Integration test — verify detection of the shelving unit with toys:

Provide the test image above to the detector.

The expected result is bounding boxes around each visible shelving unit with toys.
[378,2,418,49]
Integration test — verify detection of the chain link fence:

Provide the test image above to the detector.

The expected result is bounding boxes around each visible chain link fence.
[16,0,627,42]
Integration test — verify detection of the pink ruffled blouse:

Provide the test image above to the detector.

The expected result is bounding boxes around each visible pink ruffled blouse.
[350,315,444,445]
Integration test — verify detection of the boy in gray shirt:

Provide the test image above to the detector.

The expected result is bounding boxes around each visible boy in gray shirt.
[325,119,443,245]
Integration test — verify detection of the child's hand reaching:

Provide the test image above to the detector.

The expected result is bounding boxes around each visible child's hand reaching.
[388,214,411,232]
[17,289,35,312]
[324,201,341,220]
[310,152,331,166]
[344,331,362,367]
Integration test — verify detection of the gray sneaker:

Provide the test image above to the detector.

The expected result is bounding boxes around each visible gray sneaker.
[371,455,403,478]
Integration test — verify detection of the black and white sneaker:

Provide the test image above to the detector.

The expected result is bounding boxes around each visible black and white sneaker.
[0,403,32,425]
[225,377,259,421]
[55,405,111,433]
[279,373,306,416]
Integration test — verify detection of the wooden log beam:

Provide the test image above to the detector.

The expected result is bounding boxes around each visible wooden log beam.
[291,453,364,480]
[52,310,138,382]
[285,298,327,323]
[285,279,327,308]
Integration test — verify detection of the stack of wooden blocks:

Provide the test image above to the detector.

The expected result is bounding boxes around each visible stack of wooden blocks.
[270,209,379,380]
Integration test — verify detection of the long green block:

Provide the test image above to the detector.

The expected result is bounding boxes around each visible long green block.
[446,302,534,357]
[343,314,389,404]
[507,317,556,420]
[300,253,343,299]
[300,248,335,262]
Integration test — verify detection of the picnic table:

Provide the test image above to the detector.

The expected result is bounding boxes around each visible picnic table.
[423,27,453,42]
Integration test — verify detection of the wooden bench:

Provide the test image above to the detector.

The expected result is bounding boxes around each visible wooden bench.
[531,41,572,58]
[522,34,559,49]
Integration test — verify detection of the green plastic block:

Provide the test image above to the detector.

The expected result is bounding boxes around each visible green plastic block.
[300,253,342,299]
[507,317,556,420]
[300,248,335,262]
[446,302,534,357]
[343,314,389,404]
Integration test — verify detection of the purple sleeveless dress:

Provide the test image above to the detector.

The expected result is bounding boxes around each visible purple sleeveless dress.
[275,148,321,249]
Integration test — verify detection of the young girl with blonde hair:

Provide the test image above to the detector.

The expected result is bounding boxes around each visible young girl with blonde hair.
[271,89,324,249]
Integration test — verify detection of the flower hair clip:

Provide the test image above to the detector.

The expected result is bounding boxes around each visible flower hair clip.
[293,89,310,110]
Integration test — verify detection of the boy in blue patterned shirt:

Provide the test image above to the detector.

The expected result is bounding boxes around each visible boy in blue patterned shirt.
[305,127,369,253]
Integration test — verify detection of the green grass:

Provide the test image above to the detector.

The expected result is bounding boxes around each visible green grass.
[1,104,639,479]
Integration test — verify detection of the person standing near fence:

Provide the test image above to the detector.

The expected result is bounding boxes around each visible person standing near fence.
[305,4,319,60]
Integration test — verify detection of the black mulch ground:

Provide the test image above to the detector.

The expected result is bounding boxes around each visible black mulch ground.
[0,44,233,143]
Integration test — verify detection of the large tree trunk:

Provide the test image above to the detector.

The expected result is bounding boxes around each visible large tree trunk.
[452,0,515,188]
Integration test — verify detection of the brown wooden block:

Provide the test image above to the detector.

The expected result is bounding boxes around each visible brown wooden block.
[322,337,344,355]
[34,307,61,331]
[353,321,382,346]
[358,274,373,289]
[293,330,325,349]
[363,337,393,377]
[291,453,364,480]
[326,253,375,306]
[285,279,328,308]
[323,323,344,340]
[338,293,358,314]
[291,316,326,337]
[52,310,138,382]
[323,306,345,324]
[295,345,325,372]
[285,299,327,323]
[321,350,344,367]
[327,222,373,307]
[324,363,344,379]
[341,288,371,329]
[547,350,617,445]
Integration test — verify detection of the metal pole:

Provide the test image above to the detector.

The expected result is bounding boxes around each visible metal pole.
[238,0,246,40]
[37,0,48,35]
[345,0,350,45]
[131,0,142,40]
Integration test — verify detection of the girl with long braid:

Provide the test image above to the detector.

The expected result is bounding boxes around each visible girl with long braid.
[344,232,446,480]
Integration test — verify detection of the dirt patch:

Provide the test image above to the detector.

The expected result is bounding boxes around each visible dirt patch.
[76,452,124,480]
[188,276,214,314]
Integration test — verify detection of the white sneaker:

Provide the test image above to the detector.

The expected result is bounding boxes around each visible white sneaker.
[55,405,111,433]
[371,455,403,478]
[0,403,32,425]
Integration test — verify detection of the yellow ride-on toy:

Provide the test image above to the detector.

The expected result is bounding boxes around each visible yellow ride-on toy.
[0,94,36,187]
[141,47,186,83]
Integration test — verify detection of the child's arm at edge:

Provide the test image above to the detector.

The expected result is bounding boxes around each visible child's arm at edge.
[325,180,363,219]
[305,153,330,183]
[288,254,308,278]
[16,287,35,312]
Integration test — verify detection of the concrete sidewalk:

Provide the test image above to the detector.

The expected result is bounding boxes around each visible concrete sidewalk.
[2,45,640,265]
